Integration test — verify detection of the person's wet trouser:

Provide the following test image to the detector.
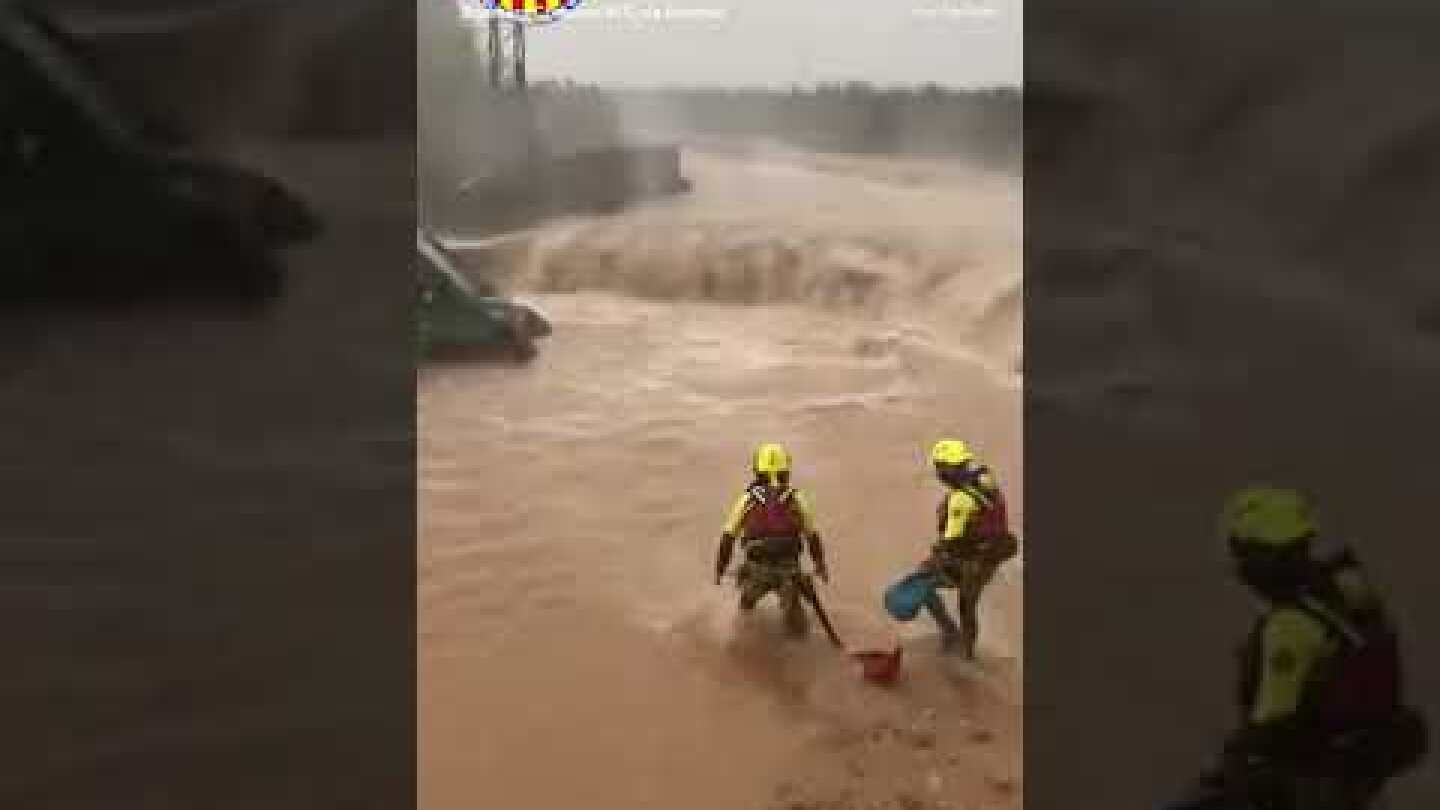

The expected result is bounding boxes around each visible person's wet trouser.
[922,589,962,641]
[927,554,1001,657]
[737,546,808,637]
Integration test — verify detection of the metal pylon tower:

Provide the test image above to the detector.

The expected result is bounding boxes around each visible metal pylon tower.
[483,13,527,90]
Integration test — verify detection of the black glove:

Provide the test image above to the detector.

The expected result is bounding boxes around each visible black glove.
[715,534,735,585]
[1219,730,1294,810]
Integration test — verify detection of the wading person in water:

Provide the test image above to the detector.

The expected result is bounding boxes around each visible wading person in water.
[714,443,830,637]
[917,439,1017,659]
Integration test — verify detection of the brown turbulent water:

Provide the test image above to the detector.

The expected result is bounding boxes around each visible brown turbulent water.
[419,147,1022,810]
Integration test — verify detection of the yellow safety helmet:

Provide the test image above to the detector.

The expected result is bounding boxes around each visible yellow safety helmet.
[753,442,791,485]
[1220,487,1317,550]
[931,438,976,467]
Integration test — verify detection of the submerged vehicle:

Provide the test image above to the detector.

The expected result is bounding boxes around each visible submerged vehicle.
[416,231,550,363]
[2,1,319,303]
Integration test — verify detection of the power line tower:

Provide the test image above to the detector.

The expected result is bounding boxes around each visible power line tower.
[512,17,526,88]
[485,15,501,88]
[483,13,527,90]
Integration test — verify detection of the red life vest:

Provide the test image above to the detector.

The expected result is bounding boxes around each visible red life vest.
[740,484,804,539]
[1237,599,1403,734]
[1300,600,1404,731]
[936,482,1010,542]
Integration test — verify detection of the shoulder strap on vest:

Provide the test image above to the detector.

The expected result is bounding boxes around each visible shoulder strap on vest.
[746,484,794,505]
[961,483,992,508]
[1298,595,1366,648]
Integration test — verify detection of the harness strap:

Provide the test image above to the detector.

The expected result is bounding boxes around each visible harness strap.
[738,485,798,540]
[1298,595,1366,647]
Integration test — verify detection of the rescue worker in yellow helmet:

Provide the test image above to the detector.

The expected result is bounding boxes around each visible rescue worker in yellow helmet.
[917,439,1018,659]
[714,443,830,637]
[1164,487,1425,810]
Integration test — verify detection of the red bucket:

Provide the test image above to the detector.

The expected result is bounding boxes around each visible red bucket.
[852,645,903,686]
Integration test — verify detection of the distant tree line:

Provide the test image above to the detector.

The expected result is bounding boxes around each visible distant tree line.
[527,81,1023,168]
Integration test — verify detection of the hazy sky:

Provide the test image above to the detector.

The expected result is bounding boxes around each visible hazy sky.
[464,0,1021,88]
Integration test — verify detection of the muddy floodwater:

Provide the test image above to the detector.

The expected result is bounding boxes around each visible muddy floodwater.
[419,147,1022,810]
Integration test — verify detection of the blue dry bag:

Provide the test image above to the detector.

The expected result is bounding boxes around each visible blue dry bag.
[883,570,940,622]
